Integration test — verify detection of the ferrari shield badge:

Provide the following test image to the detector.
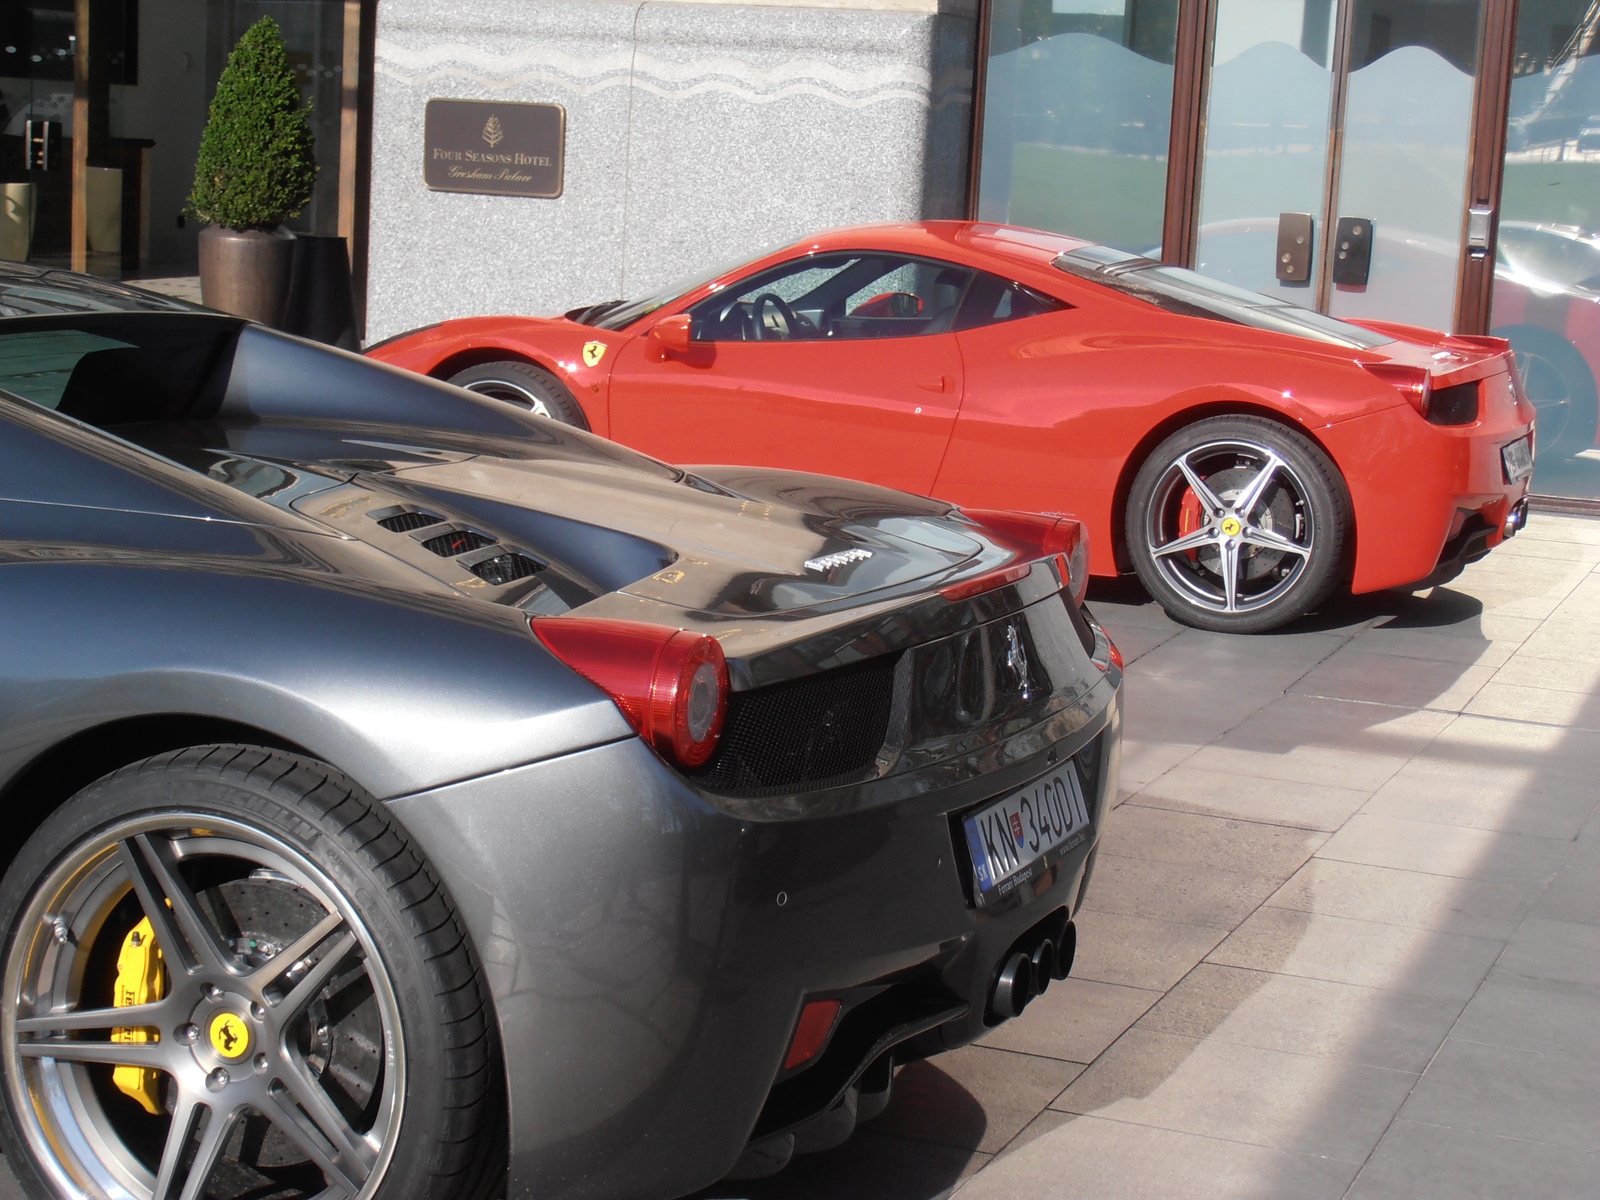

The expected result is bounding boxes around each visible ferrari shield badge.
[582,341,607,368]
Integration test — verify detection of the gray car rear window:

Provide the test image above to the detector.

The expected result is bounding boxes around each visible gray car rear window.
[0,330,136,409]
[1053,246,1395,350]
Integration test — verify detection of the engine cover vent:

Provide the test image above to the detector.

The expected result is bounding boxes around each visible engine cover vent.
[375,509,444,533]
[421,528,495,557]
[470,552,543,586]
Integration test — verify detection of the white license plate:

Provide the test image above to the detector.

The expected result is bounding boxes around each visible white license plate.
[1502,435,1534,483]
[961,767,1091,905]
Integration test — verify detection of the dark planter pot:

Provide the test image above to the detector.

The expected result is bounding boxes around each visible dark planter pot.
[285,234,359,350]
[198,225,295,327]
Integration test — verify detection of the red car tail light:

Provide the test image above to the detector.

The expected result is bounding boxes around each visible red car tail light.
[784,999,842,1070]
[1362,361,1432,418]
[940,562,1031,602]
[531,617,729,768]
[961,509,1090,605]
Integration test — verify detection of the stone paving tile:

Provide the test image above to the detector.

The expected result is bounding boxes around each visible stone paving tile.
[1128,765,1371,831]
[1120,677,1281,748]
[1134,962,1462,1072]
[1207,907,1505,1000]
[1491,916,1600,986]
[1079,852,1290,929]
[1122,629,1349,693]
[976,977,1160,1064]
[1465,679,1600,729]
[1183,738,1411,793]
[1263,857,1542,941]
[1288,647,1497,711]
[1490,650,1600,693]
[1315,812,1572,887]
[862,1046,1083,1155]
[1067,909,1228,992]
[1342,622,1531,668]
[1048,1027,1418,1161]
[1216,692,1456,756]
[1345,1119,1600,1200]
[969,1111,1361,1200]
[1516,615,1600,661]
[1359,751,1594,839]
[1097,805,1327,877]
[1447,973,1600,1060]
[1396,1037,1600,1151]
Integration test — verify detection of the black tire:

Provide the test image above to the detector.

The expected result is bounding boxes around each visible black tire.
[1493,324,1599,459]
[446,360,590,429]
[1125,415,1351,634]
[0,745,502,1200]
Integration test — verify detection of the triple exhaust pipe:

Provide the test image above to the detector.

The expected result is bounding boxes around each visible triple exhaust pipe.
[990,916,1076,1019]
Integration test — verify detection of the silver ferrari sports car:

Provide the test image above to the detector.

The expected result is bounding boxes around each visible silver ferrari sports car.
[0,265,1123,1200]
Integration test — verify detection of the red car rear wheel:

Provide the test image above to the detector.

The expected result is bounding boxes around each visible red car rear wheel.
[1127,415,1351,633]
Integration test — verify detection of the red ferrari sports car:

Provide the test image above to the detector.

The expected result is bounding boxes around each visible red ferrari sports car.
[367,222,1536,632]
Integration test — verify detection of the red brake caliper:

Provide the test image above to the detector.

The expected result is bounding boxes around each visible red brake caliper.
[1176,487,1204,561]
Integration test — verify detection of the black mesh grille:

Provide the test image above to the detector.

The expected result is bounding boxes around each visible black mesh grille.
[469,552,542,586]
[375,510,443,533]
[692,654,899,797]
[421,528,494,557]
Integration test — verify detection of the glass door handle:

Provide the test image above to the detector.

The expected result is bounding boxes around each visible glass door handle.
[1332,217,1374,286]
[1276,213,1314,284]
[1467,207,1494,259]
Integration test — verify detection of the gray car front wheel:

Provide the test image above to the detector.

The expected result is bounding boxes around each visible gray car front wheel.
[0,746,501,1200]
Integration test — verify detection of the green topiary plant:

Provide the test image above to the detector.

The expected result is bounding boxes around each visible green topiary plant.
[188,17,317,229]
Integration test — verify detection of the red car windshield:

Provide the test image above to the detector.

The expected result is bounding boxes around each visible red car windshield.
[1054,246,1395,350]
[570,242,800,332]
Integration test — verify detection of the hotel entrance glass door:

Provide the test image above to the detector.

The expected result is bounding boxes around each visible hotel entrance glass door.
[1192,0,1485,332]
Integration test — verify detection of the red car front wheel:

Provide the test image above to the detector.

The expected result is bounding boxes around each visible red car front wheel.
[447,360,590,430]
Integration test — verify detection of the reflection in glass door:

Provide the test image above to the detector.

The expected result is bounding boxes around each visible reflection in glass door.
[1192,0,1485,332]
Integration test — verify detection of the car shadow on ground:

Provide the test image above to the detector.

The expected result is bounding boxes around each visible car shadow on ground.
[686,1062,986,1200]
[698,557,1522,1199]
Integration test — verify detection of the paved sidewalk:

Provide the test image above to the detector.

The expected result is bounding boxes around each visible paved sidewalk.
[699,510,1600,1200]
[1,514,1595,1200]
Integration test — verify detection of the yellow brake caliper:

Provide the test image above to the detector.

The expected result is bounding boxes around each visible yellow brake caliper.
[111,917,166,1114]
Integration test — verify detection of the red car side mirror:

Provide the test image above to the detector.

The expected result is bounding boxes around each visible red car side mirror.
[648,314,693,359]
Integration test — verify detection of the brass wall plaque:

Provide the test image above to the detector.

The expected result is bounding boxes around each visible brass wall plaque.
[424,99,565,198]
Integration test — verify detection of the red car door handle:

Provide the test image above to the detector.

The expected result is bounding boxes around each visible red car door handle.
[918,376,951,393]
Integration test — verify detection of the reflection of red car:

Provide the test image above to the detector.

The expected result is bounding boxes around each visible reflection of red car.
[367,222,1535,632]
[1195,216,1600,456]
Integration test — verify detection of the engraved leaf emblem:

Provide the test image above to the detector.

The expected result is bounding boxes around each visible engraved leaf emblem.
[482,115,504,148]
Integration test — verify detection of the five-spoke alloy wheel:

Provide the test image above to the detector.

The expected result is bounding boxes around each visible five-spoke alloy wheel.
[1126,416,1351,633]
[0,747,500,1200]
[446,360,590,428]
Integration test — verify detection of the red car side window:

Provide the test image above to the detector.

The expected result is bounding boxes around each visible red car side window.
[953,273,1070,332]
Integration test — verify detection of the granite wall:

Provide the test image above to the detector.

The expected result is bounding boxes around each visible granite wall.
[366,0,975,340]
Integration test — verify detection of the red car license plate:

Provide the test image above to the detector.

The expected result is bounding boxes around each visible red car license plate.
[1502,434,1534,483]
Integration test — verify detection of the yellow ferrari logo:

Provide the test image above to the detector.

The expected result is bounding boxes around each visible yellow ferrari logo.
[581,341,607,368]
[208,1012,250,1059]
[1220,516,1242,537]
